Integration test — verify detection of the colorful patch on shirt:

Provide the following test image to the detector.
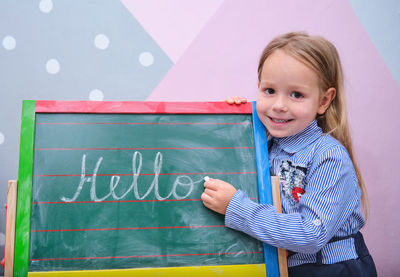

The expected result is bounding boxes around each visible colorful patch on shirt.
[279,160,307,206]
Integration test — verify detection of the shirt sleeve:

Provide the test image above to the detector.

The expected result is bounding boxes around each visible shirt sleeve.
[225,145,361,254]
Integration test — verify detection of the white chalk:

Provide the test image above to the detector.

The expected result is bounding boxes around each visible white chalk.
[203,176,210,182]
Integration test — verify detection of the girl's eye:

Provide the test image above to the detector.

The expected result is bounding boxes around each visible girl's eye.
[264,88,275,95]
[291,91,303,99]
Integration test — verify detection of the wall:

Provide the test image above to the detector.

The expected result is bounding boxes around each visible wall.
[0,0,399,276]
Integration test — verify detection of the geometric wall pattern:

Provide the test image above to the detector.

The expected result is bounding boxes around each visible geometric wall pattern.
[349,0,400,87]
[0,0,399,275]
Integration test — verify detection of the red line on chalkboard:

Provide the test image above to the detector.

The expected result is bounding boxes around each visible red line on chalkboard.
[32,197,258,205]
[34,171,257,177]
[36,122,249,125]
[31,224,226,233]
[34,147,255,151]
[29,251,263,261]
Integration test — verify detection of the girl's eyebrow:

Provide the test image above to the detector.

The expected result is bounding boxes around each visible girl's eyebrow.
[259,80,310,90]
[259,80,275,86]
[289,84,310,91]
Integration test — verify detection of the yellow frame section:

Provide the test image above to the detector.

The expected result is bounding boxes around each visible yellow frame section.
[28,264,266,276]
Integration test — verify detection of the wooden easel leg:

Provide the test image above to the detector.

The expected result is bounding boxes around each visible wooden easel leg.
[4,180,17,277]
[271,176,288,277]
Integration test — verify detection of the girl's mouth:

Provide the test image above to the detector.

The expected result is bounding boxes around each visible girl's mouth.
[270,117,293,123]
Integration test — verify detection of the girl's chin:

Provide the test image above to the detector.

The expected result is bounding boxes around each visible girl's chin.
[268,131,290,138]
[266,123,298,138]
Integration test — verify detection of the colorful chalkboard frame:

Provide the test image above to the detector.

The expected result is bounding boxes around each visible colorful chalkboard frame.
[15,100,279,277]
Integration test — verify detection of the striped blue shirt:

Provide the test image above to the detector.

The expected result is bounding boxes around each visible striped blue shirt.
[225,120,364,266]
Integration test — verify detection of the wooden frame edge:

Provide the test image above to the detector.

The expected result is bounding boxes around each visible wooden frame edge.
[271,176,288,277]
[5,180,17,277]
[27,264,266,276]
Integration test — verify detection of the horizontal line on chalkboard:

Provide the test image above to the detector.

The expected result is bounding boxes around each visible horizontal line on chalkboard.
[30,251,263,261]
[34,171,257,177]
[31,224,226,233]
[34,147,255,151]
[36,122,250,125]
[32,197,258,205]
[33,198,203,204]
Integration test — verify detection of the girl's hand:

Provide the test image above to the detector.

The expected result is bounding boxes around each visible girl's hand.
[201,178,237,215]
[225,96,247,105]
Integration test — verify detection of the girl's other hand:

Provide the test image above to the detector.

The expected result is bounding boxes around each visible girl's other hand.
[201,178,237,215]
[225,96,247,105]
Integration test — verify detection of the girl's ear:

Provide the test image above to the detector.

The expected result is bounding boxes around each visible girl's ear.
[318,87,336,115]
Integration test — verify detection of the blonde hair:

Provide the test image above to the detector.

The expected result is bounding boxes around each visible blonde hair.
[258,32,369,219]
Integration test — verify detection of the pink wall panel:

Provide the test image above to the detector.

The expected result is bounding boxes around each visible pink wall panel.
[142,1,400,275]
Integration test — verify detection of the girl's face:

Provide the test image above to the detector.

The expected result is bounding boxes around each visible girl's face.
[256,50,333,138]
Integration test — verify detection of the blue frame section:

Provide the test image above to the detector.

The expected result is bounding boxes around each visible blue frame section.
[251,101,279,277]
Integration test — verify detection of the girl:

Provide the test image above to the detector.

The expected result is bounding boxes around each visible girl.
[201,32,377,276]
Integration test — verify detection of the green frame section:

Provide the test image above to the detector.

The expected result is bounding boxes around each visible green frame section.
[14,100,36,277]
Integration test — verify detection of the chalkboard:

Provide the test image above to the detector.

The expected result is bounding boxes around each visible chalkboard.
[14,101,278,276]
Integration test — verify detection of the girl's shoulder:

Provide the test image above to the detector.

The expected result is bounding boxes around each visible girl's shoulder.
[310,133,353,165]
[315,133,348,153]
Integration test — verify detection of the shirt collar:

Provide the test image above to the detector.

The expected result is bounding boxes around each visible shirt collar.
[271,120,323,154]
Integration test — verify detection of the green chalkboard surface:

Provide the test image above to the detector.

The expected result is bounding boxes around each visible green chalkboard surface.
[28,111,264,271]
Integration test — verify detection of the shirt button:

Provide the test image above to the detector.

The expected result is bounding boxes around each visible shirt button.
[313,219,322,226]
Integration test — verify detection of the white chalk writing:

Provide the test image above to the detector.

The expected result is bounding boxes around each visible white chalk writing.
[61,151,202,202]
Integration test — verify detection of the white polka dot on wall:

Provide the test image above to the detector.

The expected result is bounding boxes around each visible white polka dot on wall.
[2,36,16,50]
[89,89,104,101]
[94,34,110,50]
[39,0,53,13]
[46,59,60,74]
[139,52,154,67]
[0,132,4,145]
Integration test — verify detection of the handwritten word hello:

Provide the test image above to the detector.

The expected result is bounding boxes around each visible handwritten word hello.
[61,152,202,202]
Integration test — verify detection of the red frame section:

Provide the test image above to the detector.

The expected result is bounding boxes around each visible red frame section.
[35,101,252,114]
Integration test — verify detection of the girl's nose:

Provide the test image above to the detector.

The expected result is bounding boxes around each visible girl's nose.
[272,95,288,112]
